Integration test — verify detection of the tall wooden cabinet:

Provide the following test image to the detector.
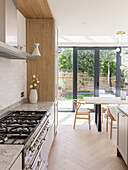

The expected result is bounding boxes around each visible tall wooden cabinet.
[17,0,58,102]
[26,19,58,130]
[26,19,56,101]
[17,0,58,130]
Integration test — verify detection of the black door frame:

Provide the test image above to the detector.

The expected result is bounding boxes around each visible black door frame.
[74,47,121,98]
[59,46,121,112]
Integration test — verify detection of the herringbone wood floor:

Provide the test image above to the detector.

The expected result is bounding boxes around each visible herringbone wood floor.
[48,112,128,170]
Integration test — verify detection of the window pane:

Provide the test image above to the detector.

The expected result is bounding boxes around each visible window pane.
[121,48,128,93]
[99,50,116,97]
[58,48,73,111]
[77,50,94,109]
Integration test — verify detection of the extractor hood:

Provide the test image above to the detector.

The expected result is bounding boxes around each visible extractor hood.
[0,0,36,60]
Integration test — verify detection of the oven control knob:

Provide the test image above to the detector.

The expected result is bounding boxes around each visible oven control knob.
[37,159,41,167]
[36,140,39,145]
[30,146,34,152]
[37,144,40,150]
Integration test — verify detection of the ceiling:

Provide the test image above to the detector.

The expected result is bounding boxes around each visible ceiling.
[48,0,128,46]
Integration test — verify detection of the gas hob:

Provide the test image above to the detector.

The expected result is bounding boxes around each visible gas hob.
[0,110,46,144]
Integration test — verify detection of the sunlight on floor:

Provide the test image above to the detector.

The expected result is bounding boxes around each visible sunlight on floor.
[60,112,96,126]
[48,111,128,170]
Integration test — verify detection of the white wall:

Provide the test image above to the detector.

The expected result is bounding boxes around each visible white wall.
[0,11,27,110]
[0,58,27,110]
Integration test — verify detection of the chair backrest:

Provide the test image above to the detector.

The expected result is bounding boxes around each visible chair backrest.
[108,106,119,120]
[73,99,85,111]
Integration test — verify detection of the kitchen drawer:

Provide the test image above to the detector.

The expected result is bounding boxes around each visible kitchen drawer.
[117,112,128,165]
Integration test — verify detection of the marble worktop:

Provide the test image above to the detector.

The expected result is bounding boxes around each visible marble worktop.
[13,101,54,112]
[0,100,54,116]
[0,145,23,170]
[118,105,128,116]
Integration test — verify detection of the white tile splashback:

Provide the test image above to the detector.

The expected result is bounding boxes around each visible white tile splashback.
[0,58,27,110]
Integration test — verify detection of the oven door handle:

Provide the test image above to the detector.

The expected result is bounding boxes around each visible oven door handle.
[30,156,40,169]
[46,112,51,117]
[30,119,48,149]
[30,139,45,169]
[30,151,41,169]
[38,158,46,170]
[43,123,53,140]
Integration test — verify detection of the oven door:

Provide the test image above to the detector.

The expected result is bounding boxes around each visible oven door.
[39,123,54,170]
[29,123,54,170]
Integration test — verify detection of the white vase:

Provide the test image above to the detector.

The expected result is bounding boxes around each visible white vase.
[29,89,38,104]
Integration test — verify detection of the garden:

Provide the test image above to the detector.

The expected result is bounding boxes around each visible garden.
[58,48,117,101]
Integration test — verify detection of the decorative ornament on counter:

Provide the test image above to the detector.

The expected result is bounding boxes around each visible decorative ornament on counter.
[120,88,127,100]
[29,75,40,104]
[120,65,128,100]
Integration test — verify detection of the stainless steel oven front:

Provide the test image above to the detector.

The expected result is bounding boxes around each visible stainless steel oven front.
[23,110,54,170]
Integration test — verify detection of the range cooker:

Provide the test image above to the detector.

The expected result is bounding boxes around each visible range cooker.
[0,108,54,170]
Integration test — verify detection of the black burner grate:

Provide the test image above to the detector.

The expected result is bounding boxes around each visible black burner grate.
[0,111,46,144]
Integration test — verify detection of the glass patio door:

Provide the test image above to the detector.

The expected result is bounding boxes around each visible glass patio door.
[58,47,121,111]
[77,49,95,99]
[58,48,73,111]
[75,47,120,99]
[99,49,117,97]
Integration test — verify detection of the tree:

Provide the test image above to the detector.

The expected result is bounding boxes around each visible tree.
[100,50,116,76]
[58,48,73,72]
[77,50,94,77]
[58,48,94,76]
[58,48,116,88]
[100,50,116,88]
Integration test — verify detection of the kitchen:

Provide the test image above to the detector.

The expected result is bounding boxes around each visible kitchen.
[0,0,57,169]
[0,0,128,170]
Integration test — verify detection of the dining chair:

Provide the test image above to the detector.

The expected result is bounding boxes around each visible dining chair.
[105,106,118,139]
[101,106,107,123]
[73,99,91,130]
